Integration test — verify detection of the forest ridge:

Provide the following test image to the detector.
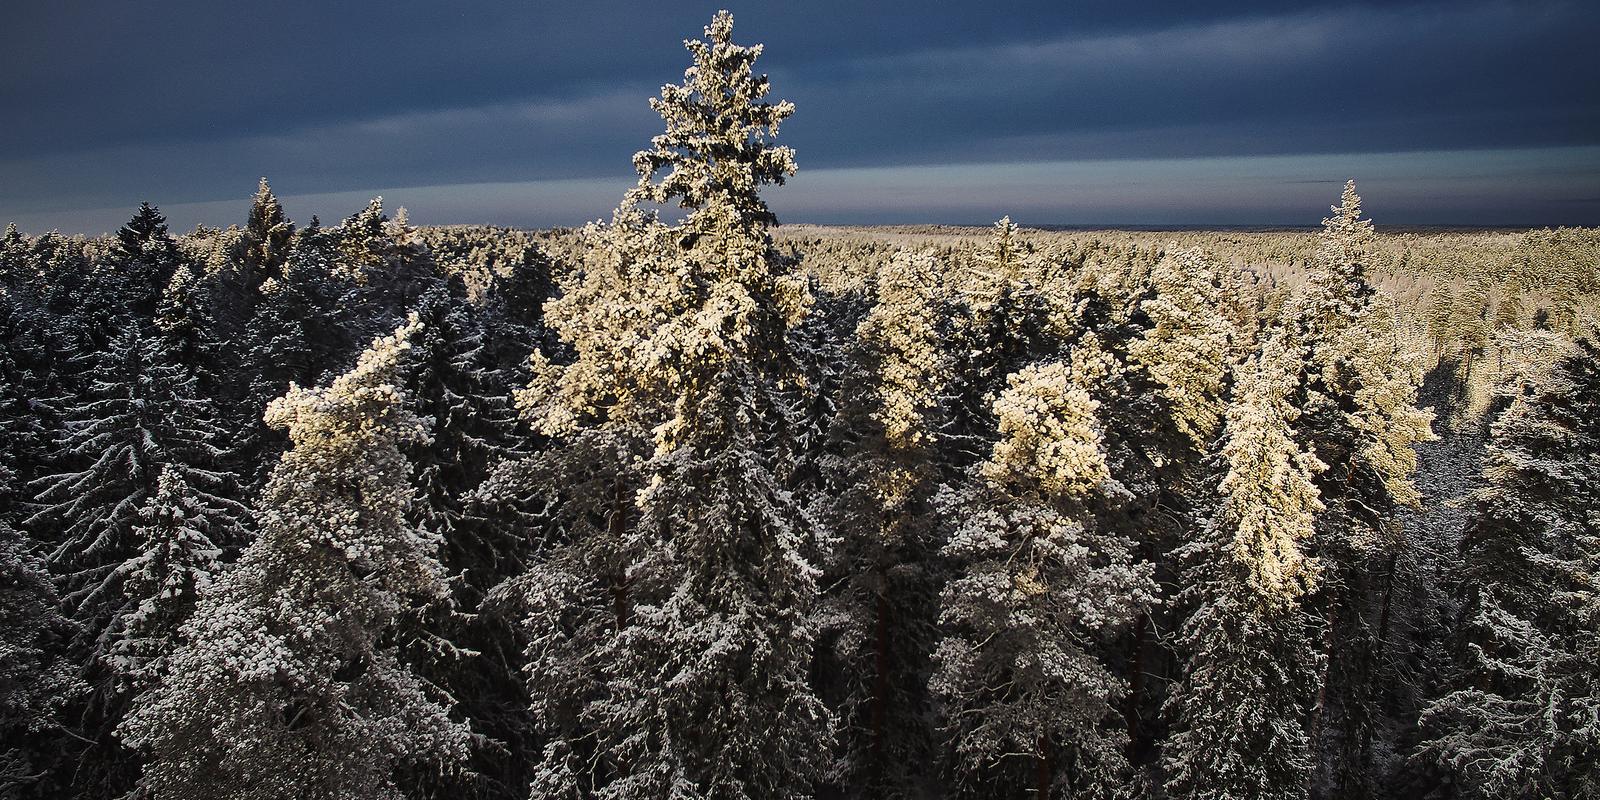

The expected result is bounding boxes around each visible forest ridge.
[2,12,1598,800]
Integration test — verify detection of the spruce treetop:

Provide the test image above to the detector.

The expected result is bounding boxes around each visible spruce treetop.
[629,9,796,232]
[523,11,810,447]
[113,201,175,262]
[1310,179,1376,317]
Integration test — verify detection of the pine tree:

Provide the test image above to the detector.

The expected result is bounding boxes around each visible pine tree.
[931,360,1154,798]
[1128,248,1234,452]
[1420,339,1600,798]
[118,318,471,800]
[1162,334,1326,800]
[945,219,1062,466]
[0,522,84,799]
[499,13,832,798]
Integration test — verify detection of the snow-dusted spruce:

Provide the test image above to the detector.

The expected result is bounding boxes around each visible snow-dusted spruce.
[1128,248,1234,452]
[237,177,295,289]
[818,250,949,796]
[1287,182,1434,797]
[932,359,1154,799]
[946,218,1064,466]
[118,317,470,800]
[103,465,222,694]
[28,325,243,664]
[0,521,84,797]
[1421,339,1600,799]
[499,11,831,799]
[1163,334,1327,800]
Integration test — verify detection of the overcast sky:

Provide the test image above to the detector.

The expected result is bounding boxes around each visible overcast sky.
[3,1,1597,233]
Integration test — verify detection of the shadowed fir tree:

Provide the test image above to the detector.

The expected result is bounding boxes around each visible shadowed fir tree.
[817,250,949,797]
[119,318,471,800]
[1421,339,1600,799]
[495,11,831,799]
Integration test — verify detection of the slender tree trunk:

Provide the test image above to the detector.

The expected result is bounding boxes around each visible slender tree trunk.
[1035,735,1052,799]
[610,479,630,631]
[870,584,891,782]
[1126,612,1149,748]
[1376,549,1399,647]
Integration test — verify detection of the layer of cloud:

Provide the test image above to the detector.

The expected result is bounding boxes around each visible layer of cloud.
[13,146,1596,236]
[1,0,1595,226]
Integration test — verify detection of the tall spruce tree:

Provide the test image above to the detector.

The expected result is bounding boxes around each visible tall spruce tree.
[1162,334,1326,800]
[119,318,471,800]
[497,12,832,798]
[238,177,295,287]
[1287,182,1433,799]
[931,359,1154,799]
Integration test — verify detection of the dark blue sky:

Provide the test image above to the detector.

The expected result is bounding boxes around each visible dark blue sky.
[3,1,1598,233]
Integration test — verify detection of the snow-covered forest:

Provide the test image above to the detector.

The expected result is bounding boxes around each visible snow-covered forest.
[3,12,1598,800]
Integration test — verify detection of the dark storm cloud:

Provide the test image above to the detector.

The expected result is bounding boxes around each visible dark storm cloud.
[1,0,1596,229]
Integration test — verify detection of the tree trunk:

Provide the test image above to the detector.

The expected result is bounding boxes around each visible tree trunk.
[1035,735,1052,799]
[1126,612,1149,748]
[870,584,891,780]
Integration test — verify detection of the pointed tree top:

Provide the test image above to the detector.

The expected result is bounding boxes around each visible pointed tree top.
[115,202,174,260]
[628,10,796,231]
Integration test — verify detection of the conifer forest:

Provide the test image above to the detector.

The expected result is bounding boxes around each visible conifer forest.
[3,10,1599,800]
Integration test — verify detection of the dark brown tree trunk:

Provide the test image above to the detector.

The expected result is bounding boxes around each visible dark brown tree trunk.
[1126,612,1150,748]
[1036,735,1052,798]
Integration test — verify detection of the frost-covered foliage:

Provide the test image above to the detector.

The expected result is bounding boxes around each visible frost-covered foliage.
[1162,340,1327,800]
[1129,248,1234,450]
[1216,337,1327,603]
[0,522,83,798]
[28,326,243,662]
[3,17,1597,800]
[1421,339,1600,799]
[497,12,832,799]
[118,318,470,800]
[933,359,1153,798]
[103,465,223,693]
